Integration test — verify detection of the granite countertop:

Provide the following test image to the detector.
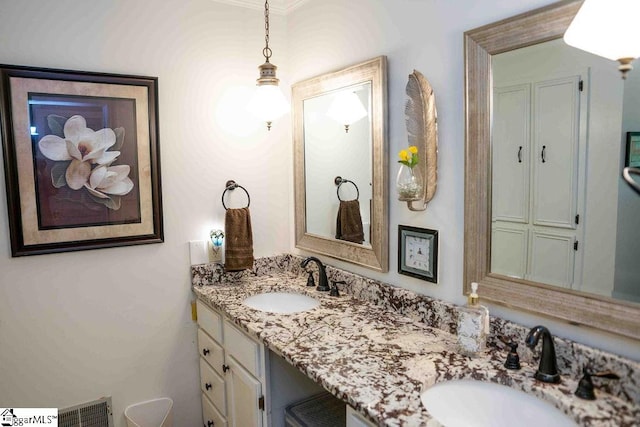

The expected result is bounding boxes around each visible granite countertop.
[192,267,639,427]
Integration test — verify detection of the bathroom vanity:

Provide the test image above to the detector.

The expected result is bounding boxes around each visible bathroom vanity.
[192,255,639,426]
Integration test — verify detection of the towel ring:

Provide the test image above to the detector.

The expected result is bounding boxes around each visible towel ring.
[222,180,250,210]
[334,176,359,201]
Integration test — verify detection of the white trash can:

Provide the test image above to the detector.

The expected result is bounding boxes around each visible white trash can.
[124,398,173,427]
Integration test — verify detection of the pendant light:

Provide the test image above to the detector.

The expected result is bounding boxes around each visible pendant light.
[246,0,289,130]
[564,0,640,79]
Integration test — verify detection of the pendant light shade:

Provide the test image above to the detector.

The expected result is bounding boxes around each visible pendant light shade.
[326,91,368,133]
[247,84,289,129]
[247,0,289,130]
[564,0,640,79]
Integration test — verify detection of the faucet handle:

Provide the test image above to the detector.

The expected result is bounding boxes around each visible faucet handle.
[574,366,620,400]
[306,271,316,287]
[330,280,345,297]
[498,336,521,370]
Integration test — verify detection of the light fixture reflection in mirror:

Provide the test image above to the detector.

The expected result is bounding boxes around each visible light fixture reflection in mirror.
[564,0,640,79]
[326,90,368,133]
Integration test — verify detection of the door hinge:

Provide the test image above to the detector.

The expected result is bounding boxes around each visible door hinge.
[574,241,579,251]
[575,214,580,225]
[258,396,265,411]
[579,80,584,91]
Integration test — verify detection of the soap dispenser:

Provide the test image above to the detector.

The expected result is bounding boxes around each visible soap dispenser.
[457,282,490,357]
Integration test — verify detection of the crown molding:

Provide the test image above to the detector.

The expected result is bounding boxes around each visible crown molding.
[208,0,309,15]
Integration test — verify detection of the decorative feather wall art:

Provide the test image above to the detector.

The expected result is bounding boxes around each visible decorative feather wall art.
[405,70,438,211]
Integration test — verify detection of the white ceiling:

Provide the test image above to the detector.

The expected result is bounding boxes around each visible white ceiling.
[209,0,310,15]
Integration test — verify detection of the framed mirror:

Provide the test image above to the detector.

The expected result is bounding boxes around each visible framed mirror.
[293,56,388,272]
[464,0,640,339]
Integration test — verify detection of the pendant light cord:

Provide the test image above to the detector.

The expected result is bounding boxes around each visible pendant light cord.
[262,0,272,63]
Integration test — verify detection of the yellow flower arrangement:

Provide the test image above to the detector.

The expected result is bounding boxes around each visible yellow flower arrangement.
[398,145,419,168]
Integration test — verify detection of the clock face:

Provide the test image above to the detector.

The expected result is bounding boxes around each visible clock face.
[405,235,431,271]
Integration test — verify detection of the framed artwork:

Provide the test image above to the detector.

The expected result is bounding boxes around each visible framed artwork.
[625,132,640,168]
[398,225,438,283]
[0,64,163,256]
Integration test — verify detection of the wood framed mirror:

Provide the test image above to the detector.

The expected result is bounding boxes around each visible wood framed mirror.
[293,56,388,272]
[464,0,640,339]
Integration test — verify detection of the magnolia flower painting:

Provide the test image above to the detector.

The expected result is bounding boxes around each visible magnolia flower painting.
[37,114,134,211]
[2,65,160,256]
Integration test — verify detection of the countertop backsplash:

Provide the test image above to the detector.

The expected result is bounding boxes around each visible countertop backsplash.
[191,254,639,405]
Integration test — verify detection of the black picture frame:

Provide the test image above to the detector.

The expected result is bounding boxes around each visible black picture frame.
[398,225,438,283]
[0,64,163,256]
[625,132,640,168]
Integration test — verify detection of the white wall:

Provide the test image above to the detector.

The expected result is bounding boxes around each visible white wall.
[0,0,290,425]
[287,0,640,360]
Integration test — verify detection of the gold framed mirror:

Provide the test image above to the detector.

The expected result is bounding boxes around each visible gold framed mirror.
[293,56,388,272]
[464,0,640,339]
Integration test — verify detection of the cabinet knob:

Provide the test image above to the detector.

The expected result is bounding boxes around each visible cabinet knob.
[205,382,212,390]
[202,348,210,356]
[222,364,230,373]
[206,420,214,427]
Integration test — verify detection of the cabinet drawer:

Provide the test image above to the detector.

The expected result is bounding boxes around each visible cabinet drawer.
[202,394,227,427]
[198,329,224,375]
[200,358,226,415]
[197,300,223,342]
[223,320,261,377]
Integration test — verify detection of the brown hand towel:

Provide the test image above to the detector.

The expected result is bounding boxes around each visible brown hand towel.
[335,199,364,244]
[224,207,254,271]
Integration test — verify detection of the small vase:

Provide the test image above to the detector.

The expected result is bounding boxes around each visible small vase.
[396,165,423,201]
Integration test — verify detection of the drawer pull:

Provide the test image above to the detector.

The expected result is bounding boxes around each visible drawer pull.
[205,382,212,390]
[222,364,230,373]
[202,348,210,356]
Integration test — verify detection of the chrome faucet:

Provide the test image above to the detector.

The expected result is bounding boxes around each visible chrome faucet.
[525,325,561,383]
[301,257,330,292]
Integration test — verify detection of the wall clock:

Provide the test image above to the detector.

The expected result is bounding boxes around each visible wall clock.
[398,225,438,282]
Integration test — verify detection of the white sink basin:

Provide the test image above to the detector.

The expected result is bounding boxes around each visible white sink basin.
[242,292,320,314]
[420,379,577,427]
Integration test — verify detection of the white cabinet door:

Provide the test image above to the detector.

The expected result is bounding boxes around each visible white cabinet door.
[532,76,580,229]
[528,230,575,288]
[223,320,262,378]
[491,224,528,279]
[492,83,530,223]
[225,355,263,427]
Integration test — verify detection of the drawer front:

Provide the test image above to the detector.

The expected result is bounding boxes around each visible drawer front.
[197,300,223,342]
[200,358,226,415]
[223,320,261,377]
[202,393,227,427]
[198,329,224,375]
